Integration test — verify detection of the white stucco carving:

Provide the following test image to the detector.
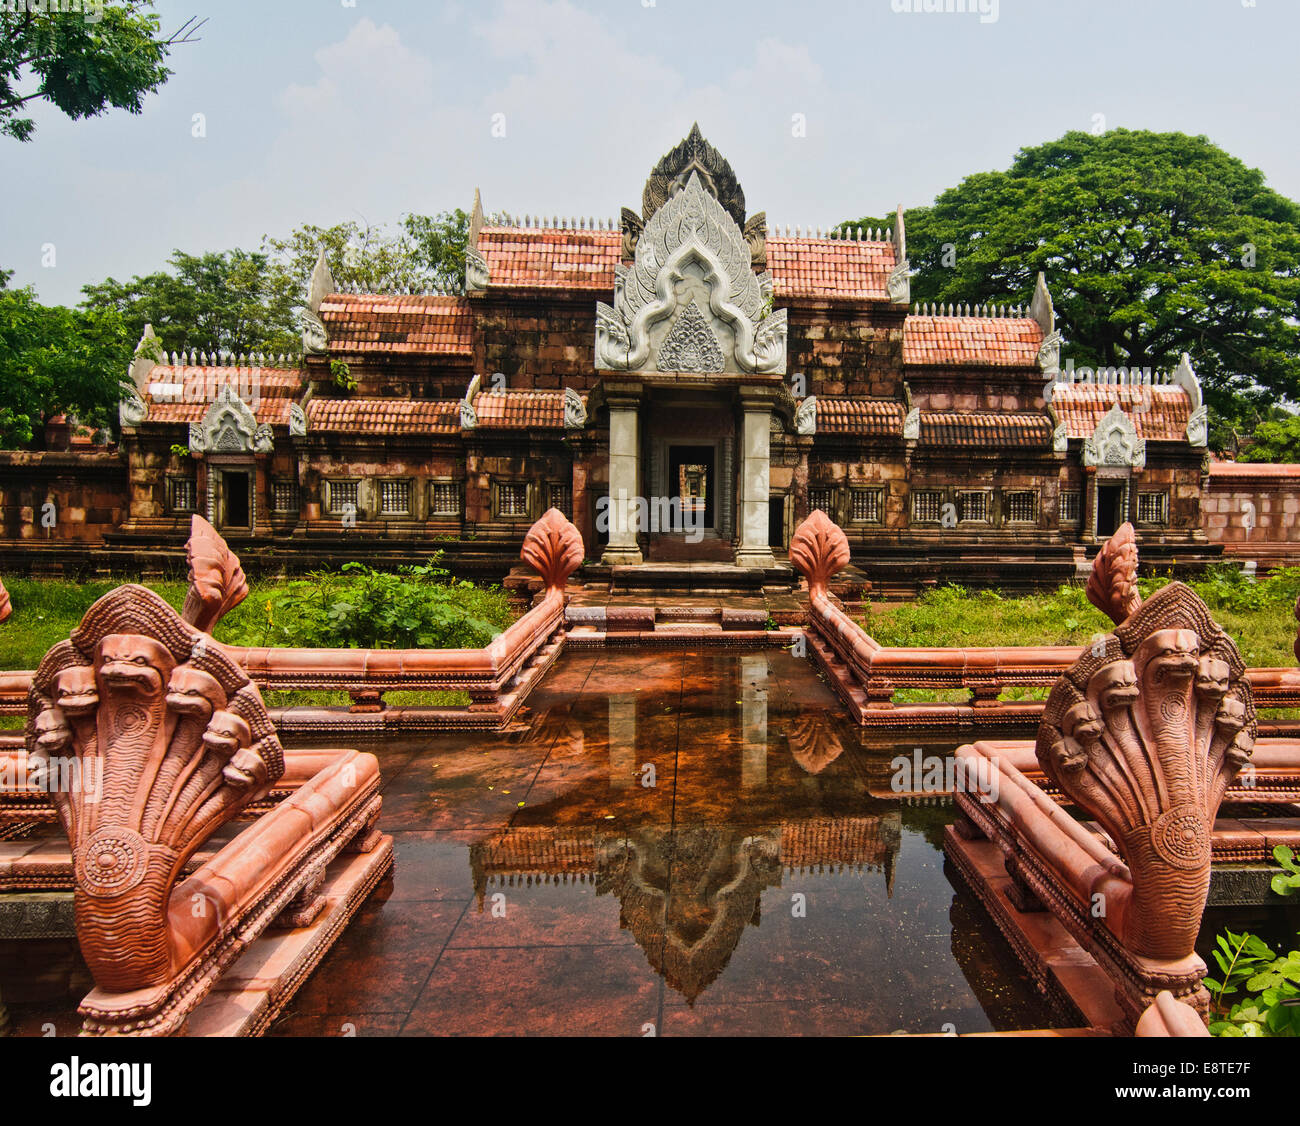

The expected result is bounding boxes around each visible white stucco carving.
[461,374,480,430]
[1052,421,1069,452]
[1186,405,1208,447]
[595,172,787,375]
[563,387,587,429]
[1083,403,1146,469]
[887,259,912,305]
[903,407,920,441]
[289,402,307,438]
[119,385,148,429]
[466,248,490,293]
[301,310,328,354]
[795,396,817,436]
[191,385,261,455]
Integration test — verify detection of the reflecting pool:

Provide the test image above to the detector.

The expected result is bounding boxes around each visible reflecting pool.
[269,649,1065,1036]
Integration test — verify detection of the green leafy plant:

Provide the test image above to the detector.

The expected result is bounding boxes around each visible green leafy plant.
[1206,927,1300,1037]
[1272,844,1300,897]
[169,443,190,458]
[329,360,356,393]
[218,555,514,651]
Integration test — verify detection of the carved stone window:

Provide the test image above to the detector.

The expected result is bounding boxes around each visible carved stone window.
[547,483,573,520]
[494,481,530,520]
[1059,490,1081,523]
[958,491,990,523]
[431,481,461,517]
[380,479,411,516]
[1004,490,1037,524]
[271,480,299,512]
[849,488,883,524]
[912,490,943,524]
[809,487,836,519]
[168,477,196,514]
[1137,491,1169,526]
[326,479,359,516]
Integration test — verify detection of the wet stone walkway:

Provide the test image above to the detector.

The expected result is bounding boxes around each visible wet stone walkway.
[268,649,1061,1036]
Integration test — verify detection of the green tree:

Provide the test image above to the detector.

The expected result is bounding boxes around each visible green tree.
[81,248,300,357]
[1240,412,1300,463]
[0,2,201,142]
[0,273,132,448]
[843,130,1300,441]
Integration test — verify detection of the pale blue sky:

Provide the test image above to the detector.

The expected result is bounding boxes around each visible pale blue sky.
[6,0,1299,306]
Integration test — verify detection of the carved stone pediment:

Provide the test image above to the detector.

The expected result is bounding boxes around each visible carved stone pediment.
[642,123,745,228]
[1083,403,1145,469]
[192,386,260,455]
[595,172,786,375]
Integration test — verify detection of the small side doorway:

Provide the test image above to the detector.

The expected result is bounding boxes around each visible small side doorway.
[1096,482,1126,537]
[221,470,251,530]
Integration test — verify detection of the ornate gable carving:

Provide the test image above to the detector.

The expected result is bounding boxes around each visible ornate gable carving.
[595,172,786,375]
[657,298,725,373]
[1083,403,1145,469]
[642,123,745,227]
[190,385,263,455]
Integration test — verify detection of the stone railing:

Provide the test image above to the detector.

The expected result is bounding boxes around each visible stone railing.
[789,513,1300,725]
[19,582,391,1035]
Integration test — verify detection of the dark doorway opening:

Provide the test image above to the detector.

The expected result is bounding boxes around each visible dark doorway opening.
[668,445,715,531]
[223,471,250,529]
[768,496,785,550]
[1096,483,1125,537]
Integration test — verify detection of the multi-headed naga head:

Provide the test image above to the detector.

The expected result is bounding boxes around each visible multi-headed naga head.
[1038,582,1255,961]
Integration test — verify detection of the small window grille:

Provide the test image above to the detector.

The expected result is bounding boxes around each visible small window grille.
[431,482,461,516]
[272,481,299,512]
[850,489,882,524]
[548,483,573,519]
[1005,491,1037,523]
[912,490,943,523]
[809,488,835,515]
[169,478,196,513]
[1059,490,1081,523]
[327,480,358,515]
[498,483,528,518]
[958,491,989,523]
[1137,492,1168,525]
[380,479,411,515]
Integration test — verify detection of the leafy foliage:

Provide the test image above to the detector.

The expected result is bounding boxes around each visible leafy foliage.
[1272,845,1300,898]
[0,278,132,447]
[1207,922,1300,1037]
[843,130,1300,447]
[1239,413,1300,464]
[220,558,515,651]
[0,2,195,142]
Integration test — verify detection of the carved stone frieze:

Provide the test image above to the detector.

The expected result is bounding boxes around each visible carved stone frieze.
[1083,403,1145,469]
[642,123,746,228]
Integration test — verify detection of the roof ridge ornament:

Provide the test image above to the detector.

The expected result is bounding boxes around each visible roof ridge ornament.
[642,123,746,228]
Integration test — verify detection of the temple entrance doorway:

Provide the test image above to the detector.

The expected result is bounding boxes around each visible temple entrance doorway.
[668,445,715,532]
[1096,482,1125,537]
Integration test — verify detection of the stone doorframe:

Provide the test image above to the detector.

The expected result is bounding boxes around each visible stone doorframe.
[1089,468,1132,542]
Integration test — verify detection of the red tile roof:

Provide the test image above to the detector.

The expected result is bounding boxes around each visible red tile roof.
[904,315,1042,367]
[476,226,896,301]
[479,227,621,291]
[1050,384,1191,442]
[766,236,894,300]
[472,390,573,429]
[318,294,473,356]
[143,365,299,425]
[306,398,460,435]
[918,411,1053,448]
[817,398,906,436]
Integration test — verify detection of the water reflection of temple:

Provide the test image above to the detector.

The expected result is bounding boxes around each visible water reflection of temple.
[468,817,900,1004]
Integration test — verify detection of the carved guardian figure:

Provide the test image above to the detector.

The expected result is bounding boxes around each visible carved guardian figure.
[182,515,250,633]
[26,585,285,996]
[1036,580,1255,961]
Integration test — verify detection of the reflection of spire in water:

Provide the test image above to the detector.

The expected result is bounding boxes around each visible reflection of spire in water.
[465,811,905,1000]
[785,712,846,775]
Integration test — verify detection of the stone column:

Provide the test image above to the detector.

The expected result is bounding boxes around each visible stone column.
[735,395,775,568]
[741,654,768,790]
[601,390,643,565]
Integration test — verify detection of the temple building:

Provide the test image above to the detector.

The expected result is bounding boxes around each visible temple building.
[7,126,1229,588]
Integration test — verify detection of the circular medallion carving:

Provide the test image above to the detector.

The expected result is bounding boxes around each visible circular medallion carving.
[1151,805,1209,869]
[78,827,149,896]
[1159,695,1187,724]
[113,703,150,740]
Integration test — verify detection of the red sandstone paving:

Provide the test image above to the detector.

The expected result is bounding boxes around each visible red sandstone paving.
[400,946,662,1037]
[444,881,639,950]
